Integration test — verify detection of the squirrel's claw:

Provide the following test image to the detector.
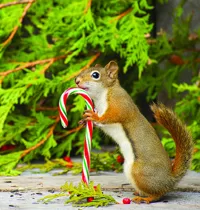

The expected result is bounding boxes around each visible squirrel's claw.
[78,119,86,126]
[83,110,100,122]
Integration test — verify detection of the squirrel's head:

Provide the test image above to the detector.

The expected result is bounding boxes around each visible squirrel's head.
[75,61,119,99]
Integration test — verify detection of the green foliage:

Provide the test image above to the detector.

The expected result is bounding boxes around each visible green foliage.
[90,150,123,172]
[0,151,23,176]
[130,0,200,171]
[162,81,200,171]
[40,181,117,207]
[17,150,123,176]
[156,0,169,4]
[0,0,153,174]
[0,0,199,174]
[18,158,83,175]
[162,137,176,157]
[173,83,200,171]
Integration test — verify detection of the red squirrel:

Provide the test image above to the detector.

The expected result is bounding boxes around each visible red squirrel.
[75,61,193,203]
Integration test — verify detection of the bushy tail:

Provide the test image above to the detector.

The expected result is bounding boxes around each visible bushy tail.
[150,103,193,180]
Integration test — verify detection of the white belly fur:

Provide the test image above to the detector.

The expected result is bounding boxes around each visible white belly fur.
[100,123,137,188]
[93,88,137,189]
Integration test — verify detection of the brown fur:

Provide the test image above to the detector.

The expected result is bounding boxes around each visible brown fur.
[150,103,193,181]
[76,61,193,204]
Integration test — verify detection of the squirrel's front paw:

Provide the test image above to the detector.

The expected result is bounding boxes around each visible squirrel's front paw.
[83,110,100,122]
[78,119,86,126]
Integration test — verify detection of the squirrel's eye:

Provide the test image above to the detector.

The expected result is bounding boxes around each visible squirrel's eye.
[91,71,100,80]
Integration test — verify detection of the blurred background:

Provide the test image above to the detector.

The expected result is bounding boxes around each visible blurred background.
[0,0,199,175]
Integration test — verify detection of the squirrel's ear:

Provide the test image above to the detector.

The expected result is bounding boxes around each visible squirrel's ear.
[95,64,102,68]
[105,61,118,79]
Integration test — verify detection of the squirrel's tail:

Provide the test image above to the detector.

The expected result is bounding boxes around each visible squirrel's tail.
[150,103,193,181]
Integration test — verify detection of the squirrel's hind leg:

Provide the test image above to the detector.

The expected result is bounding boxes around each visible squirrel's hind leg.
[132,195,161,204]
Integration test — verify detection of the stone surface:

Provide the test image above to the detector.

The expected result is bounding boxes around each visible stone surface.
[0,190,200,210]
[0,170,199,210]
[0,171,199,192]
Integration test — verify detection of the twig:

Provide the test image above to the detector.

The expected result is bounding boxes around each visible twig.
[147,39,157,44]
[0,0,35,9]
[80,52,100,71]
[36,106,58,111]
[147,32,200,45]
[1,1,35,47]
[110,8,133,23]
[64,52,100,81]
[169,54,200,66]
[48,115,59,119]
[0,55,67,77]
[36,105,72,112]
[84,0,92,14]
[40,59,55,74]
[20,116,60,158]
[195,58,200,63]
[57,125,84,140]
[66,125,83,135]
[184,48,200,53]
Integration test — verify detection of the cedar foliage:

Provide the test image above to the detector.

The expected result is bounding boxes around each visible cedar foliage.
[41,181,117,207]
[0,0,199,175]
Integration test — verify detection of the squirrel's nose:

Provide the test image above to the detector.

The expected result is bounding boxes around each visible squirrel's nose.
[75,77,80,85]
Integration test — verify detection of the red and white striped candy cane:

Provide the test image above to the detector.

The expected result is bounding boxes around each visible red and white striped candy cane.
[59,87,94,185]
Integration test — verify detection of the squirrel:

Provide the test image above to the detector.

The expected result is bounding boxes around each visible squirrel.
[75,60,193,204]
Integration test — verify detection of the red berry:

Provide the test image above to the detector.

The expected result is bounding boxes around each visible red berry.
[0,145,16,151]
[63,156,71,162]
[87,197,94,202]
[123,198,131,204]
[169,55,184,65]
[93,186,97,191]
[7,145,16,150]
[66,161,73,168]
[117,155,124,164]
[1,145,9,151]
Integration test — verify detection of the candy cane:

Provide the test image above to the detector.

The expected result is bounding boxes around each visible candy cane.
[59,87,94,185]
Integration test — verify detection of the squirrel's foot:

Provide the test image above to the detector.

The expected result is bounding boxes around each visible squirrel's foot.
[83,110,100,122]
[132,195,160,204]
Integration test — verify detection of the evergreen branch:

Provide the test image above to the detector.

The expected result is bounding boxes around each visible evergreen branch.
[40,58,55,74]
[0,0,35,9]
[84,0,92,14]
[36,105,72,112]
[184,48,200,53]
[65,125,83,136]
[20,115,60,159]
[1,0,35,47]
[49,115,59,119]
[41,181,117,207]
[147,39,157,44]
[147,38,200,45]
[36,106,58,111]
[64,52,100,81]
[147,32,200,45]
[110,8,133,23]
[57,125,83,140]
[79,52,100,71]
[0,55,67,77]
[169,55,200,65]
